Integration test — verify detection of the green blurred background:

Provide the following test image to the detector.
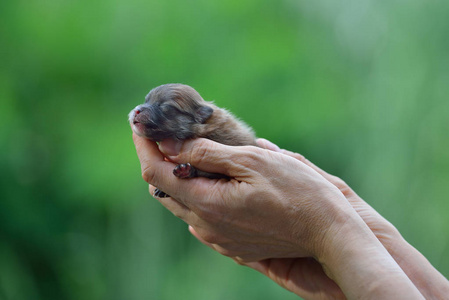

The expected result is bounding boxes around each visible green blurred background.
[1,0,449,299]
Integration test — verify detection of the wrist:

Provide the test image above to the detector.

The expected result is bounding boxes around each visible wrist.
[317,212,424,299]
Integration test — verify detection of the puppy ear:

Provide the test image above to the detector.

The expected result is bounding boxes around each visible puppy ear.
[195,106,214,123]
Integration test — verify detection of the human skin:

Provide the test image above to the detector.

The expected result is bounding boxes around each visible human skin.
[254,139,449,300]
[132,133,430,299]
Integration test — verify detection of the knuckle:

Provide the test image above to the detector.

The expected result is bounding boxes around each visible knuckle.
[283,149,306,162]
[335,179,354,196]
[234,147,264,168]
[327,174,354,196]
[141,164,157,184]
[295,153,307,162]
[331,175,346,188]
[189,139,215,165]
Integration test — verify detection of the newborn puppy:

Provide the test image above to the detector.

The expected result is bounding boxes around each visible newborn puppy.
[129,83,257,197]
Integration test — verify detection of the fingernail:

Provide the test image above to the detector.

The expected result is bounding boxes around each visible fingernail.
[158,139,183,157]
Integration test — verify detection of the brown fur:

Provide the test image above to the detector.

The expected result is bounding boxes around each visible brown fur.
[192,103,257,146]
[129,83,257,146]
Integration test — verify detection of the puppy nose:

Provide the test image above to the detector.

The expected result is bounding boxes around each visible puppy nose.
[133,105,145,116]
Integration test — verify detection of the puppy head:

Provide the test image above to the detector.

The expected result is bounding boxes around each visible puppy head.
[129,84,214,141]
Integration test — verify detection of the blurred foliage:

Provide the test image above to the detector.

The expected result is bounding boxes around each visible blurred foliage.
[1,0,449,299]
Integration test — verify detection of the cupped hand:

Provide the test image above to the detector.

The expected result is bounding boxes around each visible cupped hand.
[133,134,426,299]
[133,133,358,262]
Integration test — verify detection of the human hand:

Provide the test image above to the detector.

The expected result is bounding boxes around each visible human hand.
[182,137,396,299]
[218,138,392,299]
[134,134,357,299]
[134,133,358,262]
[133,134,424,299]
[256,139,449,299]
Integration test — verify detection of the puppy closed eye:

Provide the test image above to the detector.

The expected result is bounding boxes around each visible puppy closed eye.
[160,105,181,118]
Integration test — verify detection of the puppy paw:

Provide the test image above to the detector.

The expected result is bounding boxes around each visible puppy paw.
[153,188,170,198]
[173,163,196,178]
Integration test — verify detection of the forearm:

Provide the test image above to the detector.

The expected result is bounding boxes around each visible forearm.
[319,214,425,299]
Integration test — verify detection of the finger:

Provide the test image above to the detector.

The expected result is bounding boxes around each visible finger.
[280,149,310,168]
[189,225,238,245]
[134,134,210,197]
[159,138,262,178]
[239,260,269,273]
[189,225,214,248]
[149,184,193,220]
[255,137,317,172]
[256,138,310,168]
[133,133,175,186]
[189,226,254,260]
[256,138,281,152]
[133,133,210,205]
